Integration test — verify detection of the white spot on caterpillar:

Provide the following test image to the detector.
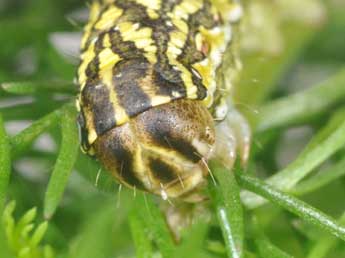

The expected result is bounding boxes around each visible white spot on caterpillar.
[228,4,243,22]
[191,68,202,79]
[165,21,173,27]
[215,101,228,121]
[172,91,181,98]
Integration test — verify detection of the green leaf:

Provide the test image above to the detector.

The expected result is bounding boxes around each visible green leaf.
[209,163,244,258]
[251,216,293,258]
[174,223,211,258]
[134,194,175,258]
[15,207,37,240]
[30,221,48,247]
[129,210,153,258]
[1,81,76,95]
[0,227,14,258]
[0,114,11,211]
[242,110,345,208]
[236,172,345,241]
[43,106,79,219]
[2,201,16,249]
[1,102,64,122]
[17,208,37,228]
[306,212,345,258]
[292,156,345,195]
[11,104,73,158]
[256,68,345,131]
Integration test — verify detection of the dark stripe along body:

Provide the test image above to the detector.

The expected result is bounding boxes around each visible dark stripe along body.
[77,0,242,199]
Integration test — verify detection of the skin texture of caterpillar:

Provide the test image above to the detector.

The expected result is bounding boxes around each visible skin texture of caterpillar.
[76,0,250,201]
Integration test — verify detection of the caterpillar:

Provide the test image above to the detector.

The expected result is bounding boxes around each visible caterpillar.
[76,0,251,201]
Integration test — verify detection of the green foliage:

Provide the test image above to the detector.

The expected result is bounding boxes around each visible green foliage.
[1,0,345,258]
[2,201,54,258]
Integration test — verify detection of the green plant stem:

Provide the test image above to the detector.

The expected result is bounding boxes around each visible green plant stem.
[236,172,345,241]
[0,115,11,211]
[209,163,244,258]
[43,107,79,219]
[266,110,345,188]
[1,102,64,122]
[292,157,345,195]
[307,212,345,258]
[10,103,74,158]
[256,68,345,132]
[242,111,345,208]
[1,81,77,95]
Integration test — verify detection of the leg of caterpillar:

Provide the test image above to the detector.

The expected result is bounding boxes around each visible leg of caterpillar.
[213,108,251,168]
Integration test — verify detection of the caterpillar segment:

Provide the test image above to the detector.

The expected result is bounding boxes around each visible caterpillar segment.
[77,0,250,200]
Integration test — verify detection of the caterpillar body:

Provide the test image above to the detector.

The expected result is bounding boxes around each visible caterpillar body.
[76,0,250,201]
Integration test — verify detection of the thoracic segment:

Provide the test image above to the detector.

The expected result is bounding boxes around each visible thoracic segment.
[77,0,242,152]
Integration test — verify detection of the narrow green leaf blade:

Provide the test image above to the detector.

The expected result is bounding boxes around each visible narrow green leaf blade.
[0,114,11,211]
[30,221,48,246]
[237,172,345,241]
[256,68,345,131]
[209,163,244,258]
[135,194,175,258]
[251,216,293,258]
[11,104,73,158]
[242,112,345,208]
[292,156,345,195]
[44,107,79,219]
[129,211,153,258]
[306,212,345,258]
[1,81,76,95]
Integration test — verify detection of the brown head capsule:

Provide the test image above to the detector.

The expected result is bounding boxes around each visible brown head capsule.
[92,99,215,200]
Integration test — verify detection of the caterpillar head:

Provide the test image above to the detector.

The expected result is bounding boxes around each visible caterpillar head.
[92,99,215,201]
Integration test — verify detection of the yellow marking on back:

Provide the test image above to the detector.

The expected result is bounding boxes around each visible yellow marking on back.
[118,22,157,63]
[165,0,206,99]
[98,49,120,70]
[87,130,98,148]
[171,17,188,35]
[139,68,171,106]
[98,34,121,70]
[85,108,98,146]
[81,2,101,50]
[134,0,161,19]
[119,23,152,42]
[147,9,160,19]
[102,32,112,48]
[169,57,198,99]
[101,68,129,125]
[135,0,161,10]
[172,0,203,19]
[94,5,123,31]
[210,0,242,23]
[167,29,186,58]
[167,28,197,99]
[169,30,187,50]
[150,95,172,106]
[193,60,215,107]
[98,30,128,125]
[78,43,96,89]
